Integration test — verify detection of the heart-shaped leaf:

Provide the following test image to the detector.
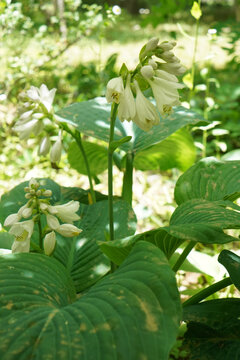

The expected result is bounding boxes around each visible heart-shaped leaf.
[0,241,181,359]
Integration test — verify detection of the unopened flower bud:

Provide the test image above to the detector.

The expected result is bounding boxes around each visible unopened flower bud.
[141,65,155,79]
[30,189,35,195]
[42,190,52,197]
[50,132,62,163]
[47,214,60,230]
[22,207,33,219]
[44,231,56,256]
[40,202,48,211]
[158,41,176,51]
[39,136,51,156]
[36,190,42,197]
[56,224,82,237]
[145,37,159,51]
[25,193,31,199]
[148,59,158,70]
[24,187,30,192]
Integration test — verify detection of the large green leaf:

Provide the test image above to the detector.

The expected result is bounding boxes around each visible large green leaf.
[56,97,204,153]
[183,299,240,360]
[164,199,240,245]
[0,241,181,359]
[134,128,196,171]
[68,140,108,176]
[218,250,240,291]
[0,180,137,292]
[174,157,240,205]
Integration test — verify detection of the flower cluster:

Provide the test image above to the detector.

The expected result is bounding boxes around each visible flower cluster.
[14,84,62,163]
[4,178,82,255]
[106,37,185,131]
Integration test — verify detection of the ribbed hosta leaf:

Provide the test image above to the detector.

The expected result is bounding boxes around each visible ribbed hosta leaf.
[134,128,196,171]
[54,199,137,292]
[218,250,240,291]
[183,299,240,360]
[164,199,240,244]
[56,97,204,153]
[175,157,240,205]
[68,141,108,175]
[0,241,181,360]
[99,229,183,265]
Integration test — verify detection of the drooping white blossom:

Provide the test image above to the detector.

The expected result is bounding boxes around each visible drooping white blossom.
[133,80,159,131]
[106,76,124,104]
[47,200,80,224]
[9,219,34,253]
[118,75,136,122]
[56,224,82,237]
[147,70,185,116]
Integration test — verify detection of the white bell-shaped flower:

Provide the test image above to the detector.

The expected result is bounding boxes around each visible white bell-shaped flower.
[106,76,124,104]
[4,213,21,227]
[147,70,184,116]
[56,224,82,237]
[159,62,186,76]
[14,118,42,140]
[133,80,159,132]
[27,84,56,113]
[9,219,34,253]
[118,75,136,122]
[48,200,80,224]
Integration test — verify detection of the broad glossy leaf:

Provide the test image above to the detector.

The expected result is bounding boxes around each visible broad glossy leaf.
[56,97,204,153]
[183,299,240,360]
[68,141,108,176]
[175,157,240,205]
[218,250,240,291]
[164,199,240,245]
[0,232,13,250]
[0,241,181,360]
[134,128,196,171]
[99,229,183,265]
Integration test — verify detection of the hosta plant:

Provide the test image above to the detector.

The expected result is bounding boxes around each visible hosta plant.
[1,37,240,360]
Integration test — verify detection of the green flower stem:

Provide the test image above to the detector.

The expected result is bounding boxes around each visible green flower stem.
[37,217,43,250]
[108,103,118,273]
[60,123,96,204]
[74,131,96,204]
[182,277,233,307]
[172,241,196,272]
[189,6,201,101]
[122,151,134,206]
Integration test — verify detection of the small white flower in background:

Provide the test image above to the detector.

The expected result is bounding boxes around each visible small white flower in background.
[38,135,51,156]
[50,131,62,163]
[43,231,56,256]
[106,76,124,104]
[118,75,136,122]
[133,80,159,131]
[9,220,34,253]
[4,178,82,254]
[112,5,121,15]
[26,84,56,113]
